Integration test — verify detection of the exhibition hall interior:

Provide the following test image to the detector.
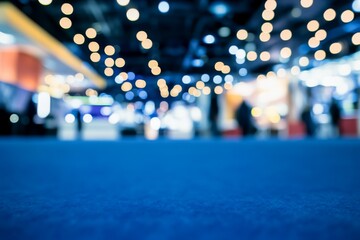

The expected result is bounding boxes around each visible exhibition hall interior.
[0,0,359,139]
[0,0,360,239]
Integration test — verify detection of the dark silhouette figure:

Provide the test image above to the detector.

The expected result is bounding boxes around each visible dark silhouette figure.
[329,99,341,137]
[75,109,83,138]
[235,101,257,137]
[301,105,315,137]
[208,92,220,136]
[0,104,11,135]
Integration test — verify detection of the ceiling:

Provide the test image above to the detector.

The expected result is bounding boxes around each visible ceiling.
[1,0,359,102]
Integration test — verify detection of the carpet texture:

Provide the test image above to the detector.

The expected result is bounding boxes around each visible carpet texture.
[0,139,360,239]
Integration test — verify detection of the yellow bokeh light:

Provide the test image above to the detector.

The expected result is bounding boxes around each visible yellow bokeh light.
[307,20,319,32]
[115,58,126,68]
[315,29,327,41]
[308,37,320,48]
[300,0,313,8]
[73,34,85,45]
[148,60,159,69]
[247,51,258,61]
[251,107,262,118]
[142,39,153,49]
[105,45,116,56]
[280,29,292,41]
[173,84,182,92]
[341,10,355,23]
[266,71,276,78]
[121,82,132,92]
[117,0,130,7]
[224,82,233,90]
[265,0,277,11]
[126,8,140,21]
[202,86,211,95]
[104,68,114,77]
[352,32,360,45]
[314,50,326,61]
[90,52,101,62]
[88,41,100,52]
[105,58,115,67]
[329,42,343,54]
[59,17,72,29]
[196,81,205,89]
[214,86,224,95]
[280,47,292,59]
[161,91,169,98]
[61,3,73,15]
[269,113,281,124]
[39,0,52,6]
[260,51,271,61]
[136,31,148,41]
[119,72,128,81]
[323,8,336,21]
[259,32,271,42]
[299,56,309,67]
[236,29,248,40]
[222,65,231,74]
[157,79,167,88]
[135,79,146,88]
[262,10,275,21]
[85,28,97,39]
[261,22,273,33]
[215,61,224,71]
[151,67,161,76]
[170,89,180,97]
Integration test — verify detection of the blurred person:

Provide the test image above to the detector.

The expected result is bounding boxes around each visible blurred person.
[0,104,11,135]
[208,92,220,137]
[75,109,82,139]
[301,104,316,137]
[235,100,257,137]
[329,98,341,137]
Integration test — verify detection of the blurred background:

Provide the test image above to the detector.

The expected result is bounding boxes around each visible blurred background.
[0,0,359,140]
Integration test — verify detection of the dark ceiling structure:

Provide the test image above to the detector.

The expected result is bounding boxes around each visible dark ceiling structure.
[1,0,359,101]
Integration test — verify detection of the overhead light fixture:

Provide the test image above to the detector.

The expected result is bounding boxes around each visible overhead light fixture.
[203,34,215,44]
[307,20,319,32]
[85,28,97,39]
[104,45,116,56]
[127,8,140,21]
[116,58,126,68]
[73,34,85,45]
[329,42,343,54]
[209,2,229,17]
[59,17,72,29]
[141,39,153,49]
[280,29,292,41]
[88,41,100,52]
[158,1,170,13]
[218,27,231,37]
[314,50,326,61]
[352,32,360,45]
[300,0,313,8]
[61,3,73,15]
[38,0,52,6]
[353,0,360,12]
[90,53,101,62]
[341,10,355,23]
[236,29,248,40]
[136,31,147,41]
[192,59,205,67]
[323,8,336,21]
[117,0,130,7]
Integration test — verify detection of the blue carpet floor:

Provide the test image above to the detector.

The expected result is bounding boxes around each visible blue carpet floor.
[0,138,360,239]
